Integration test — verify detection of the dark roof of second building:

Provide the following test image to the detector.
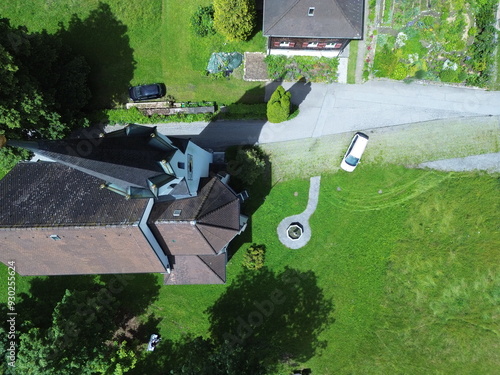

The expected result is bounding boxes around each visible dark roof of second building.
[0,162,148,228]
[263,0,364,39]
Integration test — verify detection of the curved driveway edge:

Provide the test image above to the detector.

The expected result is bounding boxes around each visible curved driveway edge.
[277,176,321,249]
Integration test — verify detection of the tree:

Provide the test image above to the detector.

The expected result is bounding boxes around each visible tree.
[266,85,291,123]
[226,146,266,186]
[0,17,91,171]
[213,0,256,41]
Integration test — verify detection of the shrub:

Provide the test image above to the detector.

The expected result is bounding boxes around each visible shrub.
[190,5,216,37]
[439,69,462,83]
[242,243,266,270]
[227,146,266,186]
[266,85,291,123]
[390,63,409,80]
[213,0,256,41]
[414,69,427,79]
[105,107,214,124]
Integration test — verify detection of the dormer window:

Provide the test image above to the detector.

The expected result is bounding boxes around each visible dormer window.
[50,234,61,241]
[308,7,315,16]
[173,209,182,217]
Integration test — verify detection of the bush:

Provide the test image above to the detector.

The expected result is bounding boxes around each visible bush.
[226,146,266,186]
[218,103,267,120]
[266,85,291,123]
[242,243,266,270]
[439,69,463,83]
[390,63,409,80]
[213,0,256,41]
[105,107,214,124]
[190,5,216,37]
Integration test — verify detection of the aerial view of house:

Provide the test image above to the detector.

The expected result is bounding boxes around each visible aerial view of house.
[0,0,499,374]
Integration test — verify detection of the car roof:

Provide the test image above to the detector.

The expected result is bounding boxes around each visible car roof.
[350,133,368,158]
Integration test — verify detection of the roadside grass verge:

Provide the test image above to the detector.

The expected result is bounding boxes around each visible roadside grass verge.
[261,116,500,181]
[347,40,359,83]
[2,166,498,374]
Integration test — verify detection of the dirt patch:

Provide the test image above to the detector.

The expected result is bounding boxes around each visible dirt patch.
[244,52,270,81]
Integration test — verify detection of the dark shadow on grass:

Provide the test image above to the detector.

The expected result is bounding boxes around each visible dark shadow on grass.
[58,2,136,109]
[206,267,334,371]
[14,273,161,340]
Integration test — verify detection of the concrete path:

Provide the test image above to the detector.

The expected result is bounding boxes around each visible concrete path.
[277,176,321,249]
[418,152,500,173]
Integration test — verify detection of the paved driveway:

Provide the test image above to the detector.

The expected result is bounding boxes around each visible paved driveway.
[136,80,500,150]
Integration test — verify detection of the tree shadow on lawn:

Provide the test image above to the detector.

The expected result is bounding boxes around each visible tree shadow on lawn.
[206,266,334,370]
[13,273,161,338]
[58,2,136,109]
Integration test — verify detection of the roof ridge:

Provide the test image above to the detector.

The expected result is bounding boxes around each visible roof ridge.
[198,255,226,283]
[193,177,218,218]
[197,197,238,226]
[265,0,302,35]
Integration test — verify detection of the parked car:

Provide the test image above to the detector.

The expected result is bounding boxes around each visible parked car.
[340,132,369,172]
[129,83,166,101]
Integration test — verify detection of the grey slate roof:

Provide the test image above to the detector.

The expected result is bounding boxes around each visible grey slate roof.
[263,0,365,39]
[0,162,148,227]
[8,134,174,191]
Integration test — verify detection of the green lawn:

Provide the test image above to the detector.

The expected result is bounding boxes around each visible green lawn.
[3,165,498,374]
[0,0,266,106]
[346,40,359,84]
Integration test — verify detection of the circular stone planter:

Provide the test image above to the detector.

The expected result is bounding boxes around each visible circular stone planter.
[287,222,304,240]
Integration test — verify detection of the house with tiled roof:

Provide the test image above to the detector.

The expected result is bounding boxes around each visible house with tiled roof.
[0,125,247,285]
[263,0,365,56]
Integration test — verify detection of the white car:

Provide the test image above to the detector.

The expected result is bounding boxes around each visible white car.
[340,132,369,172]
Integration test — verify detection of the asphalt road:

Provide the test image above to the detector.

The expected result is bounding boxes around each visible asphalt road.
[108,80,500,151]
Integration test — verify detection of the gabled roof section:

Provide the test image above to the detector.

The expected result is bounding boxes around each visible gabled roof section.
[263,0,364,39]
[0,162,148,228]
[149,177,241,255]
[164,253,226,285]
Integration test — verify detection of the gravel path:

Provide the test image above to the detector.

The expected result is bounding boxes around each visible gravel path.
[277,176,321,249]
[418,153,500,173]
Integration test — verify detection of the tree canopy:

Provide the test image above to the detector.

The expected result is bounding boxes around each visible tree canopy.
[0,17,91,172]
[213,0,256,41]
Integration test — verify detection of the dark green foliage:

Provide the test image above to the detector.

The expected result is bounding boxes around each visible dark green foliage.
[226,145,267,186]
[0,17,92,170]
[465,0,497,86]
[414,69,427,79]
[266,85,291,123]
[217,103,267,120]
[190,5,216,37]
[242,243,266,270]
[105,106,214,124]
[213,0,256,41]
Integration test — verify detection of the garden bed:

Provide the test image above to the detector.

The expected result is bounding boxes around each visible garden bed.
[372,0,498,86]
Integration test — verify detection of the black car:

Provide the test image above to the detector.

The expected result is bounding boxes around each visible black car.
[129,83,166,101]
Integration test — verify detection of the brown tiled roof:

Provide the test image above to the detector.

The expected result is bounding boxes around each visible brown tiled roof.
[0,162,148,228]
[150,177,241,255]
[164,253,226,285]
[0,226,166,276]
